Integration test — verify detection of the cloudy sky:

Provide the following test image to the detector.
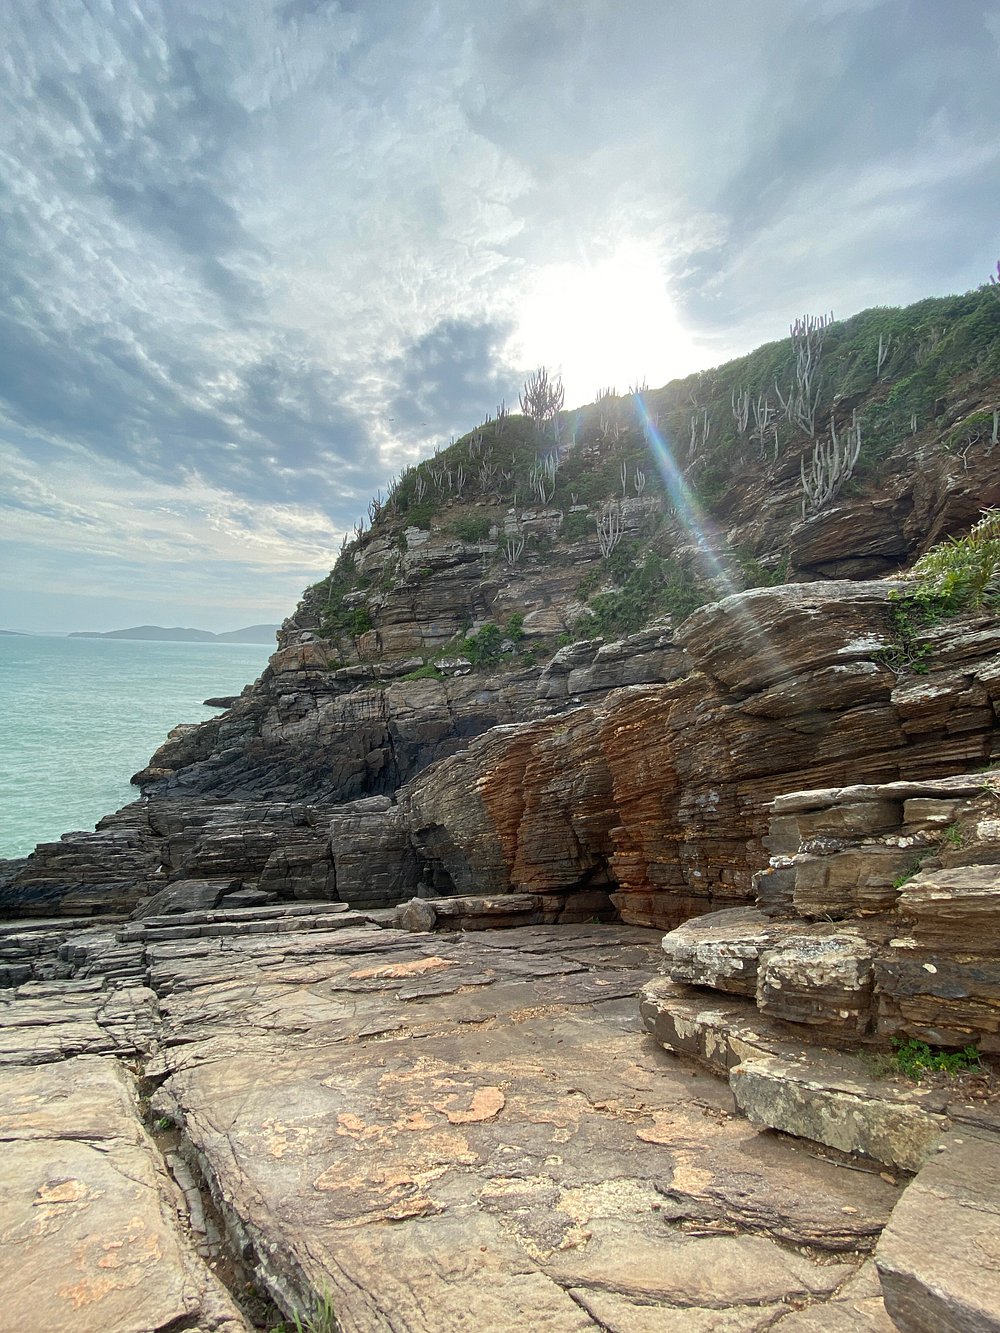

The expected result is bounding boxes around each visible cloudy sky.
[2,0,998,632]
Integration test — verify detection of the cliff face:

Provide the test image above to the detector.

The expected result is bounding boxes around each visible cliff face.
[5,580,998,941]
[2,294,1000,1333]
[3,292,999,952]
[397,582,1000,928]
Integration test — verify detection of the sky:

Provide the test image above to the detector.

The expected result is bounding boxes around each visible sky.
[2,0,999,633]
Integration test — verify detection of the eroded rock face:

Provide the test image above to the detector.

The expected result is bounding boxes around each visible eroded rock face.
[5,585,999,932]
[134,643,540,804]
[653,775,1000,1054]
[400,588,1000,929]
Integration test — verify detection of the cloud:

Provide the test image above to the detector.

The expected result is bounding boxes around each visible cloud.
[1,0,998,629]
[388,318,521,441]
[0,440,342,631]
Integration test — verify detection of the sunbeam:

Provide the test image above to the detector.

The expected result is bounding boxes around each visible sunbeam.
[634,394,736,593]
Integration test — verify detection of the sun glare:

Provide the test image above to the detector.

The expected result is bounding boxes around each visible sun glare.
[511,241,704,407]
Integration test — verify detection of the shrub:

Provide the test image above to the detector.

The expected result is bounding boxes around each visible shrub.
[403,501,436,531]
[505,612,524,642]
[450,514,492,543]
[560,509,594,541]
[574,551,705,638]
[874,592,936,675]
[400,663,444,682]
[890,1038,982,1080]
[463,622,503,664]
[906,507,1000,611]
[349,608,373,636]
[734,551,789,591]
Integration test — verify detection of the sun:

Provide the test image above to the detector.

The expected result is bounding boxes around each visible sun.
[510,241,704,408]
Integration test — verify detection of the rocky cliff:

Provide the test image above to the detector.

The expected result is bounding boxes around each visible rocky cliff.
[4,290,999,939]
[2,289,1000,1332]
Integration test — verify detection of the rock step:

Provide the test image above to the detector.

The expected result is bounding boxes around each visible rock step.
[640,976,999,1172]
[119,908,367,944]
[731,1054,946,1174]
[876,1127,1000,1333]
[57,932,147,984]
[0,915,130,935]
[393,890,618,933]
[119,899,349,934]
[0,919,132,987]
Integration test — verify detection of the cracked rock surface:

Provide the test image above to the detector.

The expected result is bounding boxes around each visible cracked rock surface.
[0,916,906,1330]
[0,1055,249,1332]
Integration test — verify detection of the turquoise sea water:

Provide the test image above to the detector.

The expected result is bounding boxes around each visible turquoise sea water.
[0,635,274,859]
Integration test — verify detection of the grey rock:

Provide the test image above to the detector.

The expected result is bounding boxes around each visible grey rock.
[132,878,236,919]
[876,1129,1000,1333]
[395,898,437,932]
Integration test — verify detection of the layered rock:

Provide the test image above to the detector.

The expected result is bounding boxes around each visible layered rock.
[397,585,1000,929]
[648,773,1000,1055]
[6,584,1000,933]
[0,906,907,1330]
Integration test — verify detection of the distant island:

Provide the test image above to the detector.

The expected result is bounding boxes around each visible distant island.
[68,624,279,644]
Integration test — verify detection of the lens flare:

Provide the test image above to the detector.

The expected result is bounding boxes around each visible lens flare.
[633,395,737,595]
[633,394,794,689]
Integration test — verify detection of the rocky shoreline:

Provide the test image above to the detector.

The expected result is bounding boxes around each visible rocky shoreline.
[2,572,999,1330]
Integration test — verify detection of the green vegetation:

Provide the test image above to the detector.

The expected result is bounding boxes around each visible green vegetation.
[313,552,367,640]
[634,287,1000,504]
[270,1290,340,1333]
[875,592,936,675]
[400,663,444,682]
[574,549,705,638]
[439,614,527,668]
[943,409,996,453]
[890,1037,982,1080]
[559,508,595,541]
[877,508,1000,674]
[449,513,492,543]
[891,860,927,890]
[466,623,502,664]
[303,288,1000,657]
[401,500,435,530]
[905,508,1000,613]
[505,612,525,642]
[734,550,789,590]
[942,822,965,848]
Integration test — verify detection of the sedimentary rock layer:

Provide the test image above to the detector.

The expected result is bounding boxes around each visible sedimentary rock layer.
[5,584,999,931]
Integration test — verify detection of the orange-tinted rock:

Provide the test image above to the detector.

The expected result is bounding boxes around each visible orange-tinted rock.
[402,585,1000,931]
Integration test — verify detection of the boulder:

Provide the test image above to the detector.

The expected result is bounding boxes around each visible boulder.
[132,879,237,919]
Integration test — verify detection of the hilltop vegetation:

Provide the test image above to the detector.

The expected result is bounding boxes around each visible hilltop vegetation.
[301,286,1000,669]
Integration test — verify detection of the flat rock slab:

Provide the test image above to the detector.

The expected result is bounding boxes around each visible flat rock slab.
[876,1128,1000,1333]
[151,925,895,1331]
[0,1055,249,1333]
[0,982,158,1066]
[731,1053,946,1173]
[641,976,951,1171]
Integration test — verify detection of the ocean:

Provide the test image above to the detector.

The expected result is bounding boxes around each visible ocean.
[0,635,274,860]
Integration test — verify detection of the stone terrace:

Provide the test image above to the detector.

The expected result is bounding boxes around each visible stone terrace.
[0,908,906,1332]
